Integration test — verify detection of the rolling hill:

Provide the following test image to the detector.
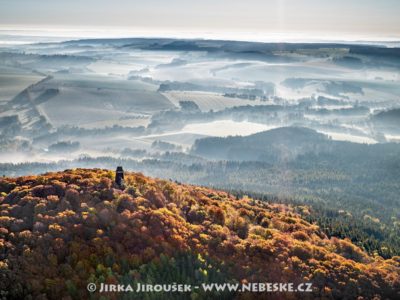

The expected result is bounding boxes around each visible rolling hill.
[0,169,399,299]
[191,127,329,162]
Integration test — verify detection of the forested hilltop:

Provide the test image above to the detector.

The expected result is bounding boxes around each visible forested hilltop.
[2,126,400,259]
[0,169,399,299]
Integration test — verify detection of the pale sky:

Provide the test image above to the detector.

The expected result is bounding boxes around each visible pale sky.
[1,0,399,41]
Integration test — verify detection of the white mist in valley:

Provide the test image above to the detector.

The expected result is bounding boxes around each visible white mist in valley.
[182,121,276,137]
[0,33,399,166]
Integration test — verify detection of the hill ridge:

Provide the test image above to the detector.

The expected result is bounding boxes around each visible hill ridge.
[0,168,399,299]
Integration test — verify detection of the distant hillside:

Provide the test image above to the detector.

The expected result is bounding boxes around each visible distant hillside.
[0,169,399,299]
[191,127,328,162]
[373,108,400,121]
[372,108,400,132]
[64,38,400,56]
[370,108,400,136]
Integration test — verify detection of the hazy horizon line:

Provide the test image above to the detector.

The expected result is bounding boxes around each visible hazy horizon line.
[1,26,400,47]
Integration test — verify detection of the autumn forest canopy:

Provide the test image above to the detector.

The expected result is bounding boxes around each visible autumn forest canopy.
[0,169,399,299]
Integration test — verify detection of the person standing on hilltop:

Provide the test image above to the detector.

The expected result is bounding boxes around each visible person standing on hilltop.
[115,166,124,187]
